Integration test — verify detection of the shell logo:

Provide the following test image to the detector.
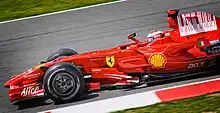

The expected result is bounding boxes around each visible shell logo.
[149,53,167,68]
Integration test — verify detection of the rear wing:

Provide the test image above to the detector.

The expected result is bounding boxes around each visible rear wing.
[177,11,219,37]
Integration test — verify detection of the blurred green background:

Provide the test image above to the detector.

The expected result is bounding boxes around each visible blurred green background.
[0,0,117,22]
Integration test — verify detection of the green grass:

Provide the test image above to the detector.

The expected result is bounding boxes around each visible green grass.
[0,0,118,22]
[111,92,220,113]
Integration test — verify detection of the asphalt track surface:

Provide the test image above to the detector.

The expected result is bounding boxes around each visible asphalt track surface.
[1,0,220,113]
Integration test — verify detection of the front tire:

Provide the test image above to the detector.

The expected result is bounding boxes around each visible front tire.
[43,62,85,103]
[46,48,78,62]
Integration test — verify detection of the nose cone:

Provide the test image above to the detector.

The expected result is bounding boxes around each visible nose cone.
[4,75,16,87]
[4,81,10,88]
[3,73,25,88]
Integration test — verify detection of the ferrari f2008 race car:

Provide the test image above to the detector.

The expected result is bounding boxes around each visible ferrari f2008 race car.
[4,9,220,104]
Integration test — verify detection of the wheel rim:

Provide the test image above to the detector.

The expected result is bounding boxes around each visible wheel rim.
[51,73,77,96]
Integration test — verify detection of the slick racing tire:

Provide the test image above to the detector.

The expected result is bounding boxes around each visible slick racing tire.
[43,62,85,104]
[46,48,78,62]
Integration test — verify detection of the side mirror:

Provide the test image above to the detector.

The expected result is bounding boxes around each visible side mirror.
[128,33,136,39]
[40,61,46,64]
[127,33,141,44]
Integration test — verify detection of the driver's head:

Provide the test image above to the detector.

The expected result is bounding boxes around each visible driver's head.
[147,30,163,43]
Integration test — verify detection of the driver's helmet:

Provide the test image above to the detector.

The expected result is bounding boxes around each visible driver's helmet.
[147,30,163,43]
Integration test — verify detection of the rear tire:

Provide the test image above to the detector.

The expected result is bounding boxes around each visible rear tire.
[46,48,78,62]
[43,62,85,103]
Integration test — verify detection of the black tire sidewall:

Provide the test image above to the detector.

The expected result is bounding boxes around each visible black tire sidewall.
[43,62,84,103]
[46,48,78,62]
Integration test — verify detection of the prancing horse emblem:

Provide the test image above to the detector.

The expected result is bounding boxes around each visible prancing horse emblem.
[106,56,115,68]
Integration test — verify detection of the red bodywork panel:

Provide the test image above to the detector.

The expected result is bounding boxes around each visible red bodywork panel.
[4,11,220,102]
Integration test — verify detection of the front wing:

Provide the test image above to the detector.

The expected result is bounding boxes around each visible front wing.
[8,83,44,102]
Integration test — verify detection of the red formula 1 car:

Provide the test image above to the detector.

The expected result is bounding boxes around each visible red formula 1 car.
[4,9,220,104]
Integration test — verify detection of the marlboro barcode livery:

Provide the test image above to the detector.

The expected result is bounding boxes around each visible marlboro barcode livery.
[4,9,220,105]
[177,12,218,36]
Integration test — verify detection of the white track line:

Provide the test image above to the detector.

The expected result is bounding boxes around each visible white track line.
[0,0,127,24]
[38,77,220,113]
[38,91,161,113]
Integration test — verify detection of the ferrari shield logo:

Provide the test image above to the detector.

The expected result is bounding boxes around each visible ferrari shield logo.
[106,56,115,67]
